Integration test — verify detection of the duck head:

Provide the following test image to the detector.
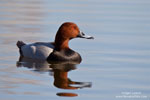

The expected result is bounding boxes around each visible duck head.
[54,22,94,50]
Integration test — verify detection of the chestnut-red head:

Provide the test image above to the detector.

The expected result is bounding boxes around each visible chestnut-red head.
[54,22,93,50]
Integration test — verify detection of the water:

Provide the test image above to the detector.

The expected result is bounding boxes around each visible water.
[0,0,150,100]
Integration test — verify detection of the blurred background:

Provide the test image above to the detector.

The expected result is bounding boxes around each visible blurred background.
[0,0,150,100]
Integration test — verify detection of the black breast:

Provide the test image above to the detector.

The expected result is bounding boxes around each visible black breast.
[47,48,82,63]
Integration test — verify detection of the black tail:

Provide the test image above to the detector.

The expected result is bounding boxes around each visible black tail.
[16,41,26,48]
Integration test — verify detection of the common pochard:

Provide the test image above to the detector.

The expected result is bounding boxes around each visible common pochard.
[16,22,94,62]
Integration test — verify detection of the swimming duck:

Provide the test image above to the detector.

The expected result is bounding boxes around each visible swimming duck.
[16,22,93,62]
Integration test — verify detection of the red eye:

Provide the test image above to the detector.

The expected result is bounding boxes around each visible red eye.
[73,26,78,30]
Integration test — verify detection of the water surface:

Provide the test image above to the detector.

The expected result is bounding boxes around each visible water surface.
[0,0,150,100]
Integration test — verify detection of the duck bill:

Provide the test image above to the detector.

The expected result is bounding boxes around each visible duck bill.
[77,31,94,39]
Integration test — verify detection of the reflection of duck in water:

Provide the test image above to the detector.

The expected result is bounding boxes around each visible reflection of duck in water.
[17,57,92,97]
[50,63,91,90]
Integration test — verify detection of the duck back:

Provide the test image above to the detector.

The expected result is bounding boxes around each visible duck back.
[21,42,54,60]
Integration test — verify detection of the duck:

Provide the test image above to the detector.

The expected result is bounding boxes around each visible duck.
[16,22,94,62]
